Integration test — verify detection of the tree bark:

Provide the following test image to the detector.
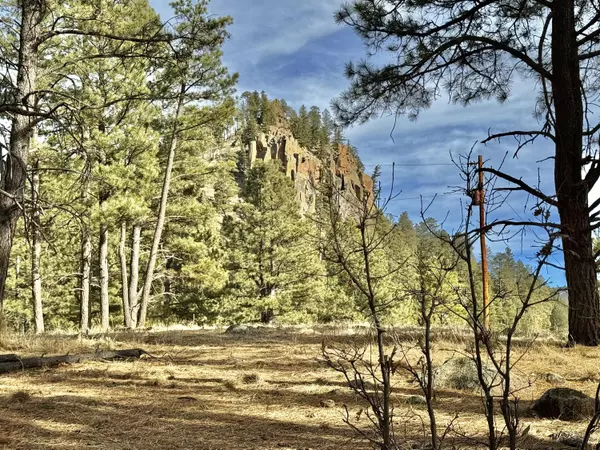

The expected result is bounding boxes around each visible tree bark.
[129,223,141,328]
[80,224,92,335]
[119,221,132,328]
[30,157,44,334]
[99,223,109,332]
[138,86,184,328]
[163,257,173,312]
[0,1,41,309]
[552,0,600,346]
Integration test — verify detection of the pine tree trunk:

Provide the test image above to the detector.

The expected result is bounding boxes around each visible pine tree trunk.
[0,2,40,309]
[31,158,44,334]
[80,227,92,334]
[138,87,184,328]
[163,257,173,312]
[119,221,132,328]
[99,223,110,332]
[552,0,600,346]
[129,224,141,328]
[0,221,14,314]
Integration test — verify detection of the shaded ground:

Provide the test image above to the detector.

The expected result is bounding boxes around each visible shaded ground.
[0,327,597,449]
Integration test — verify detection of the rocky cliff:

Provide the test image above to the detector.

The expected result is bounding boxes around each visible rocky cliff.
[247,126,374,216]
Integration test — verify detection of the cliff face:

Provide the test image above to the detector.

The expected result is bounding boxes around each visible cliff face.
[248,126,373,216]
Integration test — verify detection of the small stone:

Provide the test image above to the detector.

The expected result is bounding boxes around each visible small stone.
[319,399,336,408]
[225,324,249,334]
[544,372,566,384]
[405,395,427,405]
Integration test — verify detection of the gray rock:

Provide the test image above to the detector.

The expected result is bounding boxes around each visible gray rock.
[532,388,595,421]
[433,357,497,392]
[405,395,428,405]
[544,372,566,384]
[225,324,249,334]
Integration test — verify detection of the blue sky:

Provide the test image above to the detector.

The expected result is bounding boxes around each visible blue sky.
[150,0,564,285]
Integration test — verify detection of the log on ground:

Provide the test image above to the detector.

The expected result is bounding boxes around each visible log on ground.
[0,349,146,374]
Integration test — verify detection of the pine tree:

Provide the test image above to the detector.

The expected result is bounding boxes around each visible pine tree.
[222,162,325,324]
[260,91,276,131]
[307,106,322,149]
[136,0,237,328]
[159,127,237,323]
[0,0,164,311]
[240,91,260,142]
[292,105,310,148]
[321,109,334,142]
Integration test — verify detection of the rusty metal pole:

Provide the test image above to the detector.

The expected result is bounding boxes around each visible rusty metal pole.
[478,155,490,330]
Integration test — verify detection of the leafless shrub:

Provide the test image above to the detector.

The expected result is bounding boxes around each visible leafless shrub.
[318,168,404,449]
[425,152,562,449]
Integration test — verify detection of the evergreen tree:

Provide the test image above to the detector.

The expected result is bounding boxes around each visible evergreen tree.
[240,91,260,142]
[308,106,322,149]
[292,105,310,148]
[321,109,334,142]
[260,91,276,131]
[0,0,163,311]
[136,0,237,328]
[160,129,237,324]
[222,162,325,324]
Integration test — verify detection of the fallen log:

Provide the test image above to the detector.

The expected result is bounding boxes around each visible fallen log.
[0,349,146,374]
[0,354,20,363]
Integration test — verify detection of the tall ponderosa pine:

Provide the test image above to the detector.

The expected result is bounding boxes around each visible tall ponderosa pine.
[159,129,237,323]
[0,0,164,313]
[334,0,600,345]
[47,1,161,332]
[223,162,325,323]
[136,0,237,328]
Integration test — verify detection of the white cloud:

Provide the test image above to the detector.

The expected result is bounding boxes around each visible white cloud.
[210,0,343,65]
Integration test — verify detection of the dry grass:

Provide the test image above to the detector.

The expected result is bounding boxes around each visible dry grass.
[0,327,597,449]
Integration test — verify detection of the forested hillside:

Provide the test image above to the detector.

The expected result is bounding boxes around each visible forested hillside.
[2,79,565,334]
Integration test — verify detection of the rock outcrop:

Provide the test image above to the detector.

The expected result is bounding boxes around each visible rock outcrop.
[248,127,374,216]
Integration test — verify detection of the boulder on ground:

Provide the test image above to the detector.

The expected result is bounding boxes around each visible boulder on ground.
[225,324,250,334]
[433,357,497,392]
[532,388,595,421]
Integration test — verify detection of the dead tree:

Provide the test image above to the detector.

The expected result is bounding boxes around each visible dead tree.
[398,248,460,450]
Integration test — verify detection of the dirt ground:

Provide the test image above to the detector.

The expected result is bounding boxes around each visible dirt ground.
[0,327,598,449]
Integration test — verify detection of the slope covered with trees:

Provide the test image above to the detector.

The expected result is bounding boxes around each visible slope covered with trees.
[0,1,564,338]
